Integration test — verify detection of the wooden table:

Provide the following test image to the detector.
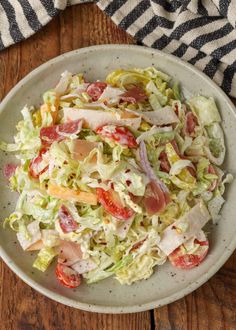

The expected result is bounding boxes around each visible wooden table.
[0,4,235,330]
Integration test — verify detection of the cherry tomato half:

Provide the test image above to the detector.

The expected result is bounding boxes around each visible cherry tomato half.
[96,125,137,148]
[96,187,134,220]
[55,263,81,288]
[168,238,209,269]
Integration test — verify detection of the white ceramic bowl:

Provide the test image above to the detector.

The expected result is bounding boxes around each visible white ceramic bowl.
[0,45,235,313]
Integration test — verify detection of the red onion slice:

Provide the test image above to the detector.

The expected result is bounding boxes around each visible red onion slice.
[139,141,169,195]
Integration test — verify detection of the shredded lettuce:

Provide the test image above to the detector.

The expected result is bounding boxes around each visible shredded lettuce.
[188,96,221,126]
[146,81,168,106]
[172,82,181,100]
[0,67,232,287]
[204,123,225,165]
[207,195,225,223]
[115,254,158,285]
[0,106,41,160]
[33,247,58,272]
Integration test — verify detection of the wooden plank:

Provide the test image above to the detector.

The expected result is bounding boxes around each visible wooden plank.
[0,265,152,330]
[154,252,236,330]
[0,263,151,330]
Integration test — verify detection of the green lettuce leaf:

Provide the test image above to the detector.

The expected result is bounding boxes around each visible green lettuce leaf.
[33,247,57,272]
[188,96,221,126]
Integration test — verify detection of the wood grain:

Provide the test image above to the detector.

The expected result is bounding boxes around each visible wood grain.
[154,252,236,330]
[0,3,235,330]
[0,262,151,330]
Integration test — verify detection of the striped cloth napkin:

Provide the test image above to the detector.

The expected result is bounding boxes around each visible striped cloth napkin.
[0,0,85,50]
[0,1,236,97]
[97,0,236,97]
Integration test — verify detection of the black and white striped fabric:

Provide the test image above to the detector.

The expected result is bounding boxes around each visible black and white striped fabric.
[0,0,87,50]
[97,0,236,97]
[0,0,236,97]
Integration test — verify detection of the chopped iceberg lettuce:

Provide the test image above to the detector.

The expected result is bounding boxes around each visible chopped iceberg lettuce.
[33,247,58,272]
[188,96,221,126]
[0,66,232,288]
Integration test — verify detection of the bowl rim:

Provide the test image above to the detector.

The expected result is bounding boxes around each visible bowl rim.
[0,44,236,314]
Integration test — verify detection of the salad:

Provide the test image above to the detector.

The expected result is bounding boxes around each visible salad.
[0,67,232,288]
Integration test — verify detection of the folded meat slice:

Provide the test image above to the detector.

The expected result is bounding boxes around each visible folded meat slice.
[57,240,83,266]
[71,259,97,274]
[63,108,141,130]
[70,139,98,162]
[126,106,179,125]
[158,202,211,256]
